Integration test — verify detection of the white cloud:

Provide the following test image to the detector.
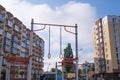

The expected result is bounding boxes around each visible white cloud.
[78,52,94,64]
[0,0,96,71]
[44,56,62,71]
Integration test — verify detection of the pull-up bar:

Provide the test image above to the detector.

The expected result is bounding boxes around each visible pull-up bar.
[27,19,79,80]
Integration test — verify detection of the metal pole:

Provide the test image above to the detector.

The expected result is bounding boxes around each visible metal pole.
[85,61,88,80]
[75,24,78,80]
[56,62,57,80]
[0,50,3,79]
[62,65,64,80]
[27,19,33,80]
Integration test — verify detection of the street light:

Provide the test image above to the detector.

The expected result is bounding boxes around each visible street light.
[85,61,89,80]
[79,48,83,51]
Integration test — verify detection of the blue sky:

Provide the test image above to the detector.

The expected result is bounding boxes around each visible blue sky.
[26,0,120,18]
[0,0,120,71]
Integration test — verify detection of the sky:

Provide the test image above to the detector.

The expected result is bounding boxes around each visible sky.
[0,0,120,71]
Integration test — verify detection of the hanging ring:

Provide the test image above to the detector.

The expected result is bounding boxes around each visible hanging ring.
[48,53,51,59]
[59,53,63,59]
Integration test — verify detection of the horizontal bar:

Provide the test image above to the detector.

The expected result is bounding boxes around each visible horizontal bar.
[33,22,76,28]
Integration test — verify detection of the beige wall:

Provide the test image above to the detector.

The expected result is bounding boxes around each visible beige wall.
[93,15,120,74]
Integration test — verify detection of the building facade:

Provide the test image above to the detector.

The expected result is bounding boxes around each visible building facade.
[0,5,44,80]
[92,15,120,79]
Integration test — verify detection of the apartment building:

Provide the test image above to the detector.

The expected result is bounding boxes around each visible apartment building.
[92,15,120,79]
[0,5,44,80]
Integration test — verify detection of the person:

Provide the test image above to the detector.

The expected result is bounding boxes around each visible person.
[40,74,45,80]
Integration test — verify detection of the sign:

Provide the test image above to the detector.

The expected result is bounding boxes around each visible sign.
[67,73,75,78]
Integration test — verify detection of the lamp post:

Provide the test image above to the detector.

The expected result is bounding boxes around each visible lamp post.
[55,62,57,80]
[79,48,83,51]
[85,61,89,80]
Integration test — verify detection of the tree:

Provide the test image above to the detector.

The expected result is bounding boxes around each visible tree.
[81,69,86,75]
[64,43,74,73]
[91,64,95,71]
[51,68,55,72]
[50,68,62,74]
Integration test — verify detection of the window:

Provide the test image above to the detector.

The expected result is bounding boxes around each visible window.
[107,60,109,64]
[40,41,44,47]
[104,42,107,46]
[99,27,101,32]
[105,48,107,52]
[2,58,7,65]
[0,27,3,35]
[21,47,26,52]
[97,68,99,71]
[101,43,104,48]
[101,49,103,54]
[32,69,34,74]
[107,66,109,70]
[113,18,116,23]
[102,60,104,65]
[35,57,39,62]
[13,35,19,42]
[20,75,24,78]
[102,67,105,71]
[21,41,26,48]
[13,42,18,48]
[22,29,27,37]
[100,33,102,37]
[96,51,98,55]
[96,40,99,44]
[20,52,26,57]
[99,22,101,26]
[5,39,11,45]
[6,32,11,39]
[100,38,102,42]
[33,41,36,46]
[36,40,39,45]
[0,13,4,22]
[6,19,13,27]
[96,30,98,34]
[12,48,17,54]
[26,40,29,45]
[14,24,19,31]
[106,54,108,58]
[103,31,106,35]
[41,47,44,54]
[5,45,11,52]
[96,35,98,39]
[118,54,120,58]
[39,58,42,62]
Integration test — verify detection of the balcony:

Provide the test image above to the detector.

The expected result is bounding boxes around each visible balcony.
[11,47,17,54]
[0,13,4,23]
[113,69,120,73]
[4,45,11,53]
[10,70,18,74]
[6,19,13,28]
[99,70,106,73]
[10,78,26,80]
